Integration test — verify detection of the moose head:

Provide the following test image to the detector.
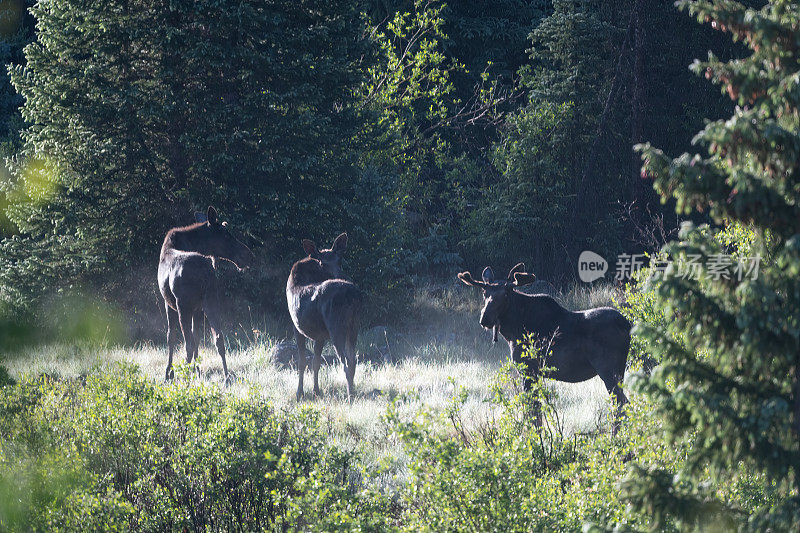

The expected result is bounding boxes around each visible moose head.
[192,206,255,270]
[457,263,536,341]
[301,232,348,279]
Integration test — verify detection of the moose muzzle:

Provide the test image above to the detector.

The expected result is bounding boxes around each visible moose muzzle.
[479,313,499,343]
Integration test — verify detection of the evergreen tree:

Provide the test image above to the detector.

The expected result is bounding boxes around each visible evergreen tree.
[518,0,626,264]
[622,1,800,529]
[462,101,574,278]
[0,0,367,316]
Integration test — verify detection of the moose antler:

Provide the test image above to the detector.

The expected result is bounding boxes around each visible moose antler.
[507,262,526,280]
[457,271,487,288]
[513,272,537,286]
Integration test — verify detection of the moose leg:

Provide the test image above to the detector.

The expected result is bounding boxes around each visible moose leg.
[312,341,324,396]
[191,311,203,354]
[512,344,542,427]
[602,374,629,436]
[295,330,307,401]
[344,337,357,400]
[331,333,356,401]
[165,304,178,381]
[189,310,203,377]
[203,301,230,385]
[177,304,196,377]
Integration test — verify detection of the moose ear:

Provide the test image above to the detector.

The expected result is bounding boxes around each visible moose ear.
[513,272,537,286]
[302,239,318,257]
[195,211,208,223]
[481,267,495,283]
[207,206,218,225]
[507,262,525,281]
[332,232,348,254]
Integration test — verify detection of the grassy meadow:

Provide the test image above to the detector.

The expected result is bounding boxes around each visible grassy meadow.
[2,282,623,487]
[0,281,778,531]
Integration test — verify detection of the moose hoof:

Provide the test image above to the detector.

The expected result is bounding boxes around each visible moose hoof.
[165,368,174,382]
[223,372,235,387]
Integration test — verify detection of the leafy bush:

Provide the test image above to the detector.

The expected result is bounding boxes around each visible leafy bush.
[0,365,13,387]
[621,220,768,372]
[387,362,635,532]
[620,263,666,372]
[388,351,776,532]
[0,364,389,531]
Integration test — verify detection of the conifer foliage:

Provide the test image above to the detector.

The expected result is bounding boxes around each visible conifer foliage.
[624,1,800,530]
[1,0,365,314]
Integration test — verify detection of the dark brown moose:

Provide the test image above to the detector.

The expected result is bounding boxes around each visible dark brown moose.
[158,206,254,383]
[287,233,362,401]
[458,263,630,433]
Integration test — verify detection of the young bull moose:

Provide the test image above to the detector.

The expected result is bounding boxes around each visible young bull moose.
[287,233,362,401]
[458,263,630,432]
[158,206,254,383]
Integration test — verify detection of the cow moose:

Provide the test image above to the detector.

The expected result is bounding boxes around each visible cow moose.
[458,263,630,433]
[287,233,362,401]
[158,206,254,384]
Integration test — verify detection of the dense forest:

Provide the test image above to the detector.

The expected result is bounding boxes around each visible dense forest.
[0,0,759,341]
[2,0,800,531]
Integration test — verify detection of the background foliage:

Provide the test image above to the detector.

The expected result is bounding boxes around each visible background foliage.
[0,0,759,342]
[2,0,799,531]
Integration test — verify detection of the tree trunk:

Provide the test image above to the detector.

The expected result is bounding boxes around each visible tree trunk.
[631,0,645,205]
[574,9,635,254]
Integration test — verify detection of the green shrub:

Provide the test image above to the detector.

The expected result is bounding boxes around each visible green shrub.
[620,263,666,372]
[0,364,390,531]
[0,365,13,387]
[388,364,636,532]
[621,220,767,372]
[388,353,776,532]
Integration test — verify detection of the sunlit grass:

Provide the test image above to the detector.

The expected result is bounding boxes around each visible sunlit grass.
[2,281,627,492]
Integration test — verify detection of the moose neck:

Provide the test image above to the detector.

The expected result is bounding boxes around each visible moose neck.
[288,258,332,290]
[499,290,572,345]
[162,223,213,258]
[496,290,528,343]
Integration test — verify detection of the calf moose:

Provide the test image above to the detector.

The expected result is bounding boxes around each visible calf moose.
[287,233,362,401]
[458,263,630,432]
[158,206,254,383]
